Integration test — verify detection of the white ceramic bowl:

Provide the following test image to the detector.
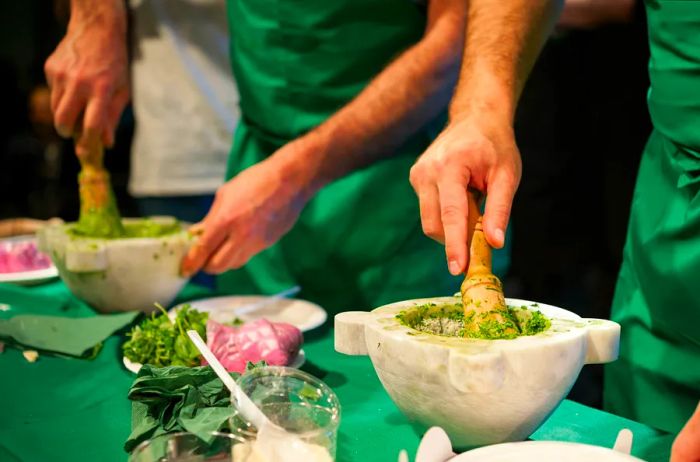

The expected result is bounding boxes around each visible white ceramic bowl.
[335,298,620,448]
[38,217,193,313]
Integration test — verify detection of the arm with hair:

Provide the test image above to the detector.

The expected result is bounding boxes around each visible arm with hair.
[290,0,466,189]
[409,0,563,275]
[182,0,468,275]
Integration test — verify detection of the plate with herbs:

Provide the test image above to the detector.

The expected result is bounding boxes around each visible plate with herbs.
[122,303,305,374]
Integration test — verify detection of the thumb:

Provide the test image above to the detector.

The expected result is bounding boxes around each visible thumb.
[181,221,224,277]
[483,170,517,249]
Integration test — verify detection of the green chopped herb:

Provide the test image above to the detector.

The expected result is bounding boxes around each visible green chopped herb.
[122,303,208,367]
[395,297,551,340]
[224,317,245,327]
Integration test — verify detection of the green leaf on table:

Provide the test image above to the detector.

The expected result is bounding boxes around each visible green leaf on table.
[124,361,271,453]
[124,365,239,452]
[0,311,139,358]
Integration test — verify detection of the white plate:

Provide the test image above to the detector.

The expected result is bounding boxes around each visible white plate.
[172,295,328,333]
[123,349,306,374]
[450,441,644,462]
[0,236,58,286]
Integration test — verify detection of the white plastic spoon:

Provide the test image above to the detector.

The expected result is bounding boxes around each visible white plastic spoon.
[187,330,333,462]
[187,329,269,429]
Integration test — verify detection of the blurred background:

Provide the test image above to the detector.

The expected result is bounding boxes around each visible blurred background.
[0,1,651,408]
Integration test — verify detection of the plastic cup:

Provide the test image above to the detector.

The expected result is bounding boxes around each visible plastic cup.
[129,432,247,462]
[231,367,341,460]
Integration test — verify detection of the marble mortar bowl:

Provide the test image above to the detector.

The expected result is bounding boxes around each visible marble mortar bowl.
[38,217,193,313]
[335,297,620,449]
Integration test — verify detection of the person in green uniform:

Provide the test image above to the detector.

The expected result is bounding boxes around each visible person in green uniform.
[178,0,486,311]
[410,0,700,455]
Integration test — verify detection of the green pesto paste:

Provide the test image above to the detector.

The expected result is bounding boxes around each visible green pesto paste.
[75,170,126,238]
[68,219,182,239]
[396,300,551,340]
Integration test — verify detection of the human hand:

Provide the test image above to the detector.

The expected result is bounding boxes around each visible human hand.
[181,142,314,276]
[409,115,521,275]
[671,401,700,462]
[44,1,129,158]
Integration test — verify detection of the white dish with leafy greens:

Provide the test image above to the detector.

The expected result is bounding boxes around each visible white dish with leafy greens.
[122,304,305,374]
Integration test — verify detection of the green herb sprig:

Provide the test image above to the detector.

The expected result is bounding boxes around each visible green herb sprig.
[122,303,208,367]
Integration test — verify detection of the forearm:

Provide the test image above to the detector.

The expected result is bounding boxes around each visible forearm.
[450,0,563,124]
[278,1,466,195]
[68,0,126,36]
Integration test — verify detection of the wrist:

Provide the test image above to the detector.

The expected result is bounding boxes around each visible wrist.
[68,0,126,35]
[449,73,516,125]
[271,132,332,202]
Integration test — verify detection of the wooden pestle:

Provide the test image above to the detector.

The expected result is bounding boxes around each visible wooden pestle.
[74,134,125,238]
[460,191,518,338]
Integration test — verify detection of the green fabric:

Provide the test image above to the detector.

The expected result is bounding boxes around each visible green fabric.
[125,365,239,452]
[604,130,700,433]
[0,283,138,357]
[645,0,700,150]
[0,283,67,314]
[604,0,700,435]
[0,282,674,462]
[226,0,427,142]
[219,1,509,312]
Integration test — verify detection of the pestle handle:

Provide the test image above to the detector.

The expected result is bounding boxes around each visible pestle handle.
[73,128,125,237]
[465,191,492,278]
[461,190,509,321]
[74,129,106,173]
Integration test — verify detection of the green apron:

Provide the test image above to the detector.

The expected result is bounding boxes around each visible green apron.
[218,0,508,313]
[604,0,700,434]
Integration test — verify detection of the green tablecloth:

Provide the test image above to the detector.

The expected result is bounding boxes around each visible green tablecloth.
[0,282,675,462]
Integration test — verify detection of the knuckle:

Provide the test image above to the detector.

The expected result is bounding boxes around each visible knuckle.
[409,164,423,186]
[421,221,441,240]
[93,78,114,96]
[69,71,85,87]
[72,72,94,91]
[49,67,66,84]
[433,159,448,176]
[53,109,69,125]
[440,204,463,222]
[195,236,215,253]
[44,60,55,76]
